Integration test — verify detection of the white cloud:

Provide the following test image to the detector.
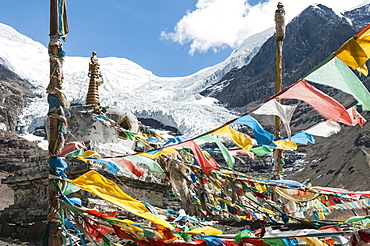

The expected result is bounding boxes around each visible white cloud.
[161,0,370,55]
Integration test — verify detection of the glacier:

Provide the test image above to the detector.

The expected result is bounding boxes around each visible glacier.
[0,22,273,137]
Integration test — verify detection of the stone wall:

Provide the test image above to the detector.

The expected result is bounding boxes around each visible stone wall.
[0,154,170,239]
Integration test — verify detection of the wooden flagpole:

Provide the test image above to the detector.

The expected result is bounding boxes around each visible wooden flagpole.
[45,0,68,244]
[272,2,285,201]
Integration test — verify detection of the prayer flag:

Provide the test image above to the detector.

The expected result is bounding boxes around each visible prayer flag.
[304,56,370,110]
[347,105,367,126]
[113,157,144,177]
[178,140,218,176]
[58,141,87,157]
[274,80,352,125]
[65,149,84,157]
[211,125,253,152]
[304,121,341,137]
[66,171,174,229]
[137,148,177,159]
[335,24,370,75]
[288,132,315,145]
[163,136,190,147]
[250,146,272,157]
[233,114,275,146]
[195,134,235,169]
[124,155,164,173]
[275,140,297,150]
[58,0,69,38]
[253,99,296,139]
[48,157,68,178]
[62,182,80,196]
[87,158,120,174]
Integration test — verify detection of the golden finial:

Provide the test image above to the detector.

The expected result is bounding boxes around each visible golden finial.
[86,51,104,105]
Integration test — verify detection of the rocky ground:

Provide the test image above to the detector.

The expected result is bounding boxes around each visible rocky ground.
[286,111,370,191]
[0,171,13,211]
[0,238,39,246]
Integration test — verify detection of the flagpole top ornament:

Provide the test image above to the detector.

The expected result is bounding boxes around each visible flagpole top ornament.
[91,51,98,63]
[274,2,285,41]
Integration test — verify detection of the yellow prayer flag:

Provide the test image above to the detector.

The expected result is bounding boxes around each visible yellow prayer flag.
[76,150,101,162]
[66,170,174,229]
[83,150,101,158]
[262,207,277,215]
[300,236,326,246]
[137,148,177,159]
[275,140,297,150]
[187,227,223,235]
[335,24,370,75]
[254,183,268,193]
[211,125,253,152]
[215,196,235,207]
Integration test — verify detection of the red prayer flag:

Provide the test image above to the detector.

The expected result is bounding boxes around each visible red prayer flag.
[273,80,352,125]
[57,141,87,157]
[359,230,370,243]
[178,140,218,176]
[112,225,136,240]
[86,209,118,218]
[84,219,114,241]
[347,105,366,127]
[114,157,145,177]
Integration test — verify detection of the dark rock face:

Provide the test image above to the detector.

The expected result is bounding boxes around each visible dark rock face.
[343,4,370,32]
[354,130,370,148]
[0,64,35,133]
[0,64,46,172]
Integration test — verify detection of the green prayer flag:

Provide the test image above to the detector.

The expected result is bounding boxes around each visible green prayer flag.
[172,230,192,242]
[136,141,145,148]
[344,215,370,224]
[63,203,84,215]
[304,56,370,110]
[66,149,84,157]
[360,218,370,226]
[195,134,235,168]
[251,146,272,156]
[100,233,110,246]
[143,229,155,238]
[62,182,80,195]
[262,238,287,246]
[124,155,164,173]
[61,209,67,246]
[234,230,255,244]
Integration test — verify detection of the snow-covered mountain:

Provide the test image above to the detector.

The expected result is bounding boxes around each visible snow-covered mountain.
[0,23,272,137]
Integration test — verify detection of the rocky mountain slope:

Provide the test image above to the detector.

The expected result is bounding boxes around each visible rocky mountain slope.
[0,64,46,210]
[201,4,360,108]
[0,64,34,133]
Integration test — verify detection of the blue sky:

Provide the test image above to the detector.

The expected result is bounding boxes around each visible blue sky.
[0,0,369,77]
